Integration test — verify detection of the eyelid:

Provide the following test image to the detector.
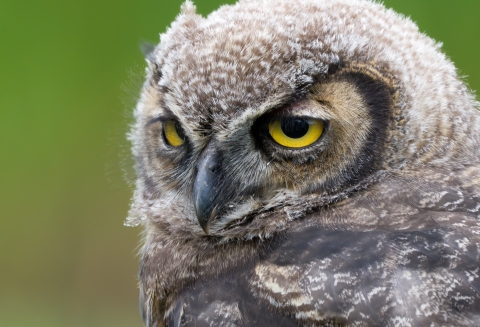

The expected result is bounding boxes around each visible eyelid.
[262,108,326,125]
[145,106,179,127]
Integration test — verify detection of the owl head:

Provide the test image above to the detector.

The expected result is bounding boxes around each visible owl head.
[126,0,480,240]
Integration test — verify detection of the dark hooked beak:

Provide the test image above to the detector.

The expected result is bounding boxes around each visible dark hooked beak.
[193,141,227,234]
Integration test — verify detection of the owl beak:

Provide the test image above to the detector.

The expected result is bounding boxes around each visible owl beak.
[193,142,223,234]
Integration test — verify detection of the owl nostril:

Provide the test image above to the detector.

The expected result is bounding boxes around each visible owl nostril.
[206,160,220,174]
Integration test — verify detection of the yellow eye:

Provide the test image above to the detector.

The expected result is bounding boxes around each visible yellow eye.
[268,118,324,148]
[163,120,185,147]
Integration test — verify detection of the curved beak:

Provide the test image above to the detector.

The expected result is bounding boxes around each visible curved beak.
[193,142,224,234]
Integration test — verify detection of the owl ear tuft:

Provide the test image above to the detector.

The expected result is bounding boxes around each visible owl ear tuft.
[140,41,156,62]
[181,0,197,16]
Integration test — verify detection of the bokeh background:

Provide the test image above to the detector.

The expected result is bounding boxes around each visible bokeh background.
[1,0,478,326]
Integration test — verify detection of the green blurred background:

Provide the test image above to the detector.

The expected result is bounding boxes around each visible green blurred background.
[0,0,478,326]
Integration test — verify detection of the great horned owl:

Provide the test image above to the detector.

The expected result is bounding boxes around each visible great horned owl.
[126,0,480,326]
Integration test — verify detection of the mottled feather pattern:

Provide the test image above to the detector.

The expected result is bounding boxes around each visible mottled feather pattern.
[139,167,480,326]
[250,229,480,326]
[127,0,480,326]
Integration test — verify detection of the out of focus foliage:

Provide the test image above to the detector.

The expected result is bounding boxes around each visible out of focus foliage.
[0,1,478,326]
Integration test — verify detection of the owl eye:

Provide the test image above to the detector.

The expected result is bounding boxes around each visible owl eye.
[268,117,324,148]
[163,120,185,147]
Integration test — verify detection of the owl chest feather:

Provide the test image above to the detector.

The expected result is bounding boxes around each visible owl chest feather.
[141,166,480,327]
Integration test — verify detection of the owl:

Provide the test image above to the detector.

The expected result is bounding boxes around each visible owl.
[125,0,480,326]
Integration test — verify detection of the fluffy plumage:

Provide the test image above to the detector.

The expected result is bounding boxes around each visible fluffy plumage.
[126,0,480,326]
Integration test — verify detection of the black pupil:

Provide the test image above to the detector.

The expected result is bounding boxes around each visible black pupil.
[174,121,185,140]
[281,118,309,138]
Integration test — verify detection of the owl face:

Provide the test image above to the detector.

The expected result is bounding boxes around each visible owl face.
[128,0,480,237]
[136,61,396,234]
